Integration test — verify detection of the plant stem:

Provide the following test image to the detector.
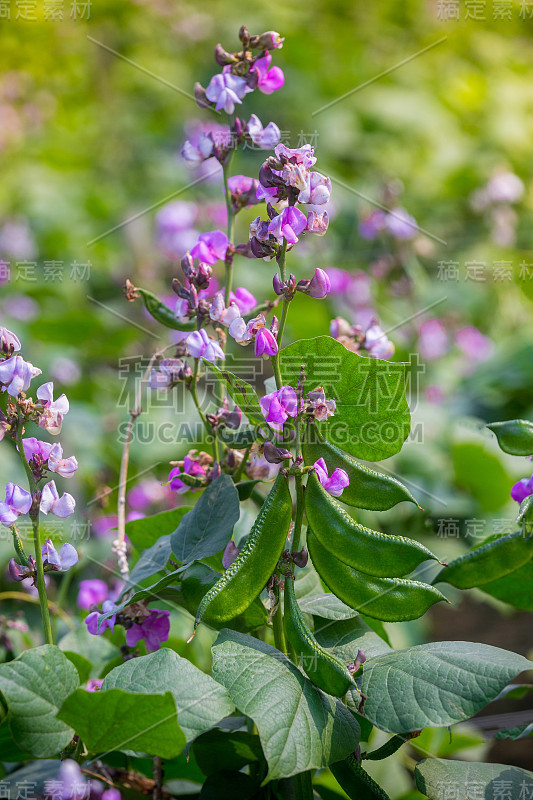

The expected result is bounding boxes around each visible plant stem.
[271,584,286,655]
[152,756,163,800]
[15,418,53,644]
[233,445,251,483]
[191,359,219,462]
[291,474,305,555]
[223,153,236,307]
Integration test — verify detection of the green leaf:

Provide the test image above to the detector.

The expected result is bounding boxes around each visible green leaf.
[58,687,185,758]
[330,754,392,799]
[433,531,533,589]
[415,758,533,799]
[298,593,360,621]
[125,507,192,552]
[0,718,33,761]
[211,629,360,782]
[313,616,392,663]
[481,558,533,610]
[452,441,510,512]
[518,494,533,528]
[302,436,419,510]
[171,475,240,562]
[487,419,533,456]
[192,729,264,776]
[0,645,79,758]
[0,761,62,799]
[59,625,121,678]
[280,336,411,461]
[494,722,533,740]
[125,534,173,589]
[102,648,234,742]
[97,568,186,625]
[198,770,260,799]
[236,480,261,501]
[203,361,264,425]
[361,641,531,733]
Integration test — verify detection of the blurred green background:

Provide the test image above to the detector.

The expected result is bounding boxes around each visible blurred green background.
[1,0,533,791]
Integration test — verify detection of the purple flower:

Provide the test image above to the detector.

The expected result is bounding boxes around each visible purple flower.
[126,609,170,652]
[268,207,308,245]
[419,319,449,361]
[385,208,418,240]
[228,313,267,346]
[209,293,241,327]
[230,287,257,315]
[58,760,86,800]
[247,114,281,149]
[181,132,214,162]
[189,230,229,265]
[364,323,395,360]
[306,387,336,421]
[227,175,260,210]
[511,474,533,504]
[41,538,78,571]
[314,458,349,498]
[86,679,104,692]
[298,171,332,205]
[253,30,284,50]
[0,483,32,527]
[155,201,198,258]
[22,437,53,463]
[77,579,109,610]
[255,327,278,357]
[297,268,331,299]
[274,143,316,169]
[127,478,168,510]
[8,558,29,582]
[455,326,493,363]
[205,71,250,113]
[358,210,387,240]
[48,443,78,478]
[169,456,206,494]
[252,53,285,94]
[222,541,240,569]
[306,210,329,236]
[0,354,41,396]
[260,386,298,430]
[40,480,76,518]
[247,452,281,481]
[85,599,117,635]
[0,326,21,357]
[186,329,224,362]
[36,382,69,435]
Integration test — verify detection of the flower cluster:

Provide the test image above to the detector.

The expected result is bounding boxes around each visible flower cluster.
[85,600,170,654]
[330,316,395,361]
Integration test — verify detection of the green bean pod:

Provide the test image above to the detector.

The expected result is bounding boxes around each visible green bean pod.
[305,472,438,578]
[283,573,356,697]
[433,531,533,589]
[195,474,293,628]
[486,419,533,456]
[136,287,197,331]
[302,436,419,511]
[307,527,447,622]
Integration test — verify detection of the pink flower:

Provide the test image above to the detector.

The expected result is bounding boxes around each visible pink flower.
[126,609,170,652]
[85,599,117,635]
[222,541,240,569]
[230,287,257,315]
[247,453,281,481]
[255,328,278,357]
[86,679,104,692]
[40,480,76,518]
[22,437,53,463]
[186,329,224,362]
[156,201,198,258]
[358,210,387,240]
[189,230,229,265]
[455,326,493,363]
[0,354,41,396]
[169,456,206,495]
[274,143,316,169]
[247,114,281,149]
[0,326,21,357]
[252,53,285,94]
[364,323,395,360]
[48,443,78,478]
[385,208,418,239]
[298,171,332,205]
[77,579,109,610]
[36,382,69,435]
[511,474,533,504]
[227,175,260,210]
[260,386,298,430]
[205,72,250,113]
[0,483,32,527]
[297,268,331,299]
[209,293,241,327]
[306,210,329,236]
[181,132,214,162]
[268,207,307,245]
[314,458,349,498]
[228,313,267,346]
[41,538,78,570]
[419,319,449,361]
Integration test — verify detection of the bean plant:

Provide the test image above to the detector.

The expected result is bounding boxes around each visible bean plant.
[0,25,532,800]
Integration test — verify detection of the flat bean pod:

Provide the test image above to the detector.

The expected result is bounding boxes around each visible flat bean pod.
[307,527,447,622]
[433,531,533,589]
[195,474,293,628]
[283,573,356,697]
[302,436,419,511]
[305,472,438,578]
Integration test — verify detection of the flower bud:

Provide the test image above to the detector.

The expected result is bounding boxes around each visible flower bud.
[215,43,238,66]
[249,31,284,50]
[8,558,27,582]
[250,237,276,259]
[194,82,212,110]
[239,25,250,46]
[297,268,331,299]
[196,263,213,290]
[291,547,308,569]
[273,273,284,295]
[181,252,197,280]
[347,649,366,674]
[263,439,292,464]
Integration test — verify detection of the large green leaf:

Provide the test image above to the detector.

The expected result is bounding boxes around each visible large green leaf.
[58,626,120,679]
[58,687,185,758]
[481,558,533,610]
[0,645,79,758]
[298,593,360,621]
[313,615,392,663]
[415,758,533,799]
[171,475,240,562]
[361,642,531,733]
[280,336,411,461]
[124,534,173,589]
[102,648,234,742]
[203,360,264,425]
[433,531,533,589]
[211,630,360,782]
[125,507,192,552]
[452,441,510,512]
[192,729,264,776]
[487,419,533,456]
[0,761,62,799]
